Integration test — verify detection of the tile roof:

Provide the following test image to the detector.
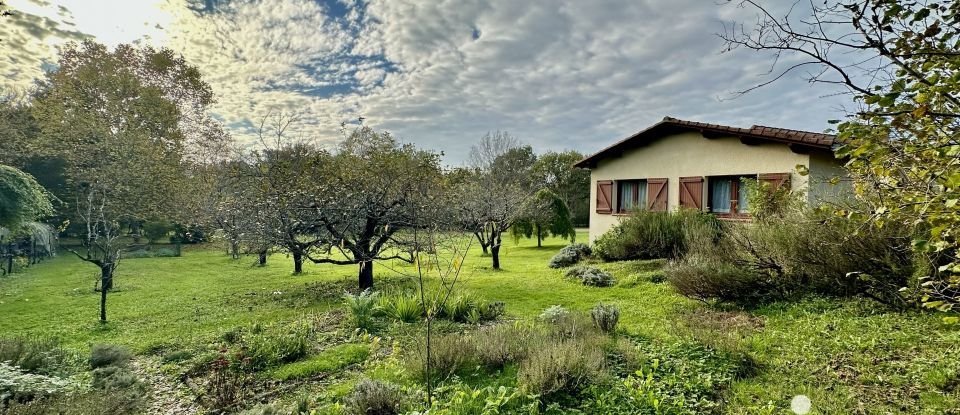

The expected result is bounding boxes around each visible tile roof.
[574,116,837,168]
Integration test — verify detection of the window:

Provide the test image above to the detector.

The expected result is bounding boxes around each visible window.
[708,175,755,215]
[617,180,646,213]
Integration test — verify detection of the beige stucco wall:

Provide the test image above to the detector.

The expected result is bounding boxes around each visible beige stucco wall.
[588,132,812,241]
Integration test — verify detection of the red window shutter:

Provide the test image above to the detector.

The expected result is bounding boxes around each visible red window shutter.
[759,173,791,190]
[646,178,668,212]
[596,180,613,214]
[679,176,704,210]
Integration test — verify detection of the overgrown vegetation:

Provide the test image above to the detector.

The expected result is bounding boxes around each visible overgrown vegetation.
[593,210,721,261]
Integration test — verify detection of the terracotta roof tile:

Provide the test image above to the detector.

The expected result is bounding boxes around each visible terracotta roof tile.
[574,116,837,168]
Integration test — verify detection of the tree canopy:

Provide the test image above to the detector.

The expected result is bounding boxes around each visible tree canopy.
[0,164,53,231]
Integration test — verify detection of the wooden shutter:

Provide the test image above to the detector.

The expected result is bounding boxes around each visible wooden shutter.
[646,178,668,211]
[596,180,613,214]
[759,173,791,190]
[679,176,704,210]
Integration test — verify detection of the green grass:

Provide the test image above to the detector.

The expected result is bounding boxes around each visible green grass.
[2,231,959,413]
[269,343,370,381]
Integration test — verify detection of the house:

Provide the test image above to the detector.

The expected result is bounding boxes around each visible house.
[574,116,847,241]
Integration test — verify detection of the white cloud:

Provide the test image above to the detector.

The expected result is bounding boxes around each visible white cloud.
[1,0,851,163]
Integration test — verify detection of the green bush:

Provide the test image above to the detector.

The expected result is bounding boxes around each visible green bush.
[342,379,403,415]
[593,210,721,262]
[446,294,474,322]
[538,305,570,324]
[405,334,476,383]
[0,361,76,405]
[2,387,143,415]
[472,323,545,370]
[0,337,75,376]
[422,385,538,414]
[591,303,620,334]
[548,243,592,268]
[154,248,178,257]
[142,220,171,244]
[517,337,606,397]
[344,289,378,330]
[565,266,615,287]
[89,344,132,369]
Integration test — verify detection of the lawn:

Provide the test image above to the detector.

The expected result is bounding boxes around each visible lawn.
[2,232,959,414]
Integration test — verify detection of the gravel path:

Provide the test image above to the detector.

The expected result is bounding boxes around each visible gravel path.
[132,357,202,415]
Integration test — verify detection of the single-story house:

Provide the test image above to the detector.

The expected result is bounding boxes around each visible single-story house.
[574,116,847,241]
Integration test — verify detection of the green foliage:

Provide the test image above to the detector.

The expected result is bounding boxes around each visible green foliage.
[142,220,171,244]
[511,188,577,246]
[405,334,477,383]
[591,303,620,334]
[531,150,591,227]
[0,337,76,377]
[269,343,369,381]
[565,266,615,287]
[344,289,378,331]
[0,361,77,405]
[342,379,404,415]
[548,243,592,268]
[517,336,606,398]
[229,322,311,371]
[379,293,424,324]
[419,385,539,415]
[0,165,53,231]
[89,344,132,369]
[471,323,544,371]
[538,305,570,324]
[593,210,721,262]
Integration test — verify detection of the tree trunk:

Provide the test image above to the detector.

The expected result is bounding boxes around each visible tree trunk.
[258,251,268,266]
[99,265,113,322]
[536,226,542,248]
[491,245,501,270]
[229,241,240,260]
[359,261,374,290]
[475,232,489,254]
[293,251,303,274]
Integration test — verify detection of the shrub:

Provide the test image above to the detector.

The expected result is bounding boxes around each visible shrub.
[538,305,569,324]
[477,300,505,321]
[124,249,153,259]
[591,303,620,334]
[344,289,378,330]
[342,379,403,415]
[154,248,178,257]
[517,337,605,397]
[237,404,282,415]
[667,255,780,304]
[142,220,171,244]
[565,266,615,287]
[593,210,721,262]
[379,293,423,324]
[423,385,538,414]
[2,389,143,415]
[472,323,545,370]
[0,337,75,376]
[404,334,476,383]
[91,365,140,391]
[0,361,76,405]
[160,350,193,364]
[548,243,592,268]
[89,344,133,369]
[446,294,474,322]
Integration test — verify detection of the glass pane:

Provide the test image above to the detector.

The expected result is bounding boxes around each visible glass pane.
[637,181,647,210]
[619,182,635,211]
[711,179,731,213]
[738,179,751,213]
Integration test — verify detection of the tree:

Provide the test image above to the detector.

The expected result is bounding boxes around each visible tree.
[308,126,443,290]
[457,132,534,269]
[0,165,53,231]
[531,150,591,226]
[722,1,960,317]
[31,40,224,322]
[242,113,328,274]
[511,188,576,247]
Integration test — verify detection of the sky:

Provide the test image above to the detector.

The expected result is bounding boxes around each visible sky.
[0,0,853,164]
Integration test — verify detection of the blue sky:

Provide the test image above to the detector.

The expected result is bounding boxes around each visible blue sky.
[0,0,852,164]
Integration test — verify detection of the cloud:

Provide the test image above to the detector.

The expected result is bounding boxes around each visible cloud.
[1,0,852,163]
